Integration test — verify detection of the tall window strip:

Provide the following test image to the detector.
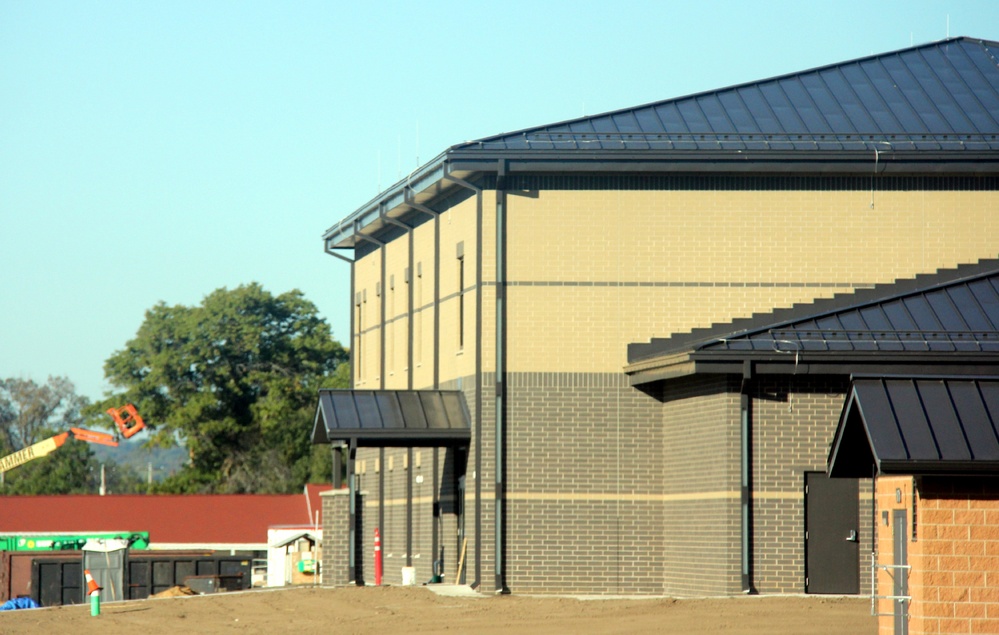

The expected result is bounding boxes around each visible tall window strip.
[355,291,363,381]
[415,263,423,366]
[404,267,410,372]
[457,242,465,351]
[388,275,395,375]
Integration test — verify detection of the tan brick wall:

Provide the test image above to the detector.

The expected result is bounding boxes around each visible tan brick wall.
[505,184,999,373]
[878,476,999,635]
[354,179,999,382]
[342,175,999,596]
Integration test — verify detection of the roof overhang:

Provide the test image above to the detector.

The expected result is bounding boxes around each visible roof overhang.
[312,390,471,448]
[828,376,999,478]
[269,530,319,549]
[626,349,999,386]
[323,147,998,252]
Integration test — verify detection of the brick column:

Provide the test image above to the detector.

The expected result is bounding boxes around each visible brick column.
[321,488,367,587]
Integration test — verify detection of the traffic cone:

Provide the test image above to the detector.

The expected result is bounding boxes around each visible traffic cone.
[85,569,101,596]
[84,569,102,616]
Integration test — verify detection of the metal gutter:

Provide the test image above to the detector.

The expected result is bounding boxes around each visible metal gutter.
[327,144,996,252]
[322,150,450,246]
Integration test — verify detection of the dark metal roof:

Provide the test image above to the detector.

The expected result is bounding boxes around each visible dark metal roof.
[828,376,999,477]
[626,258,999,376]
[325,37,999,251]
[456,37,999,154]
[312,390,471,447]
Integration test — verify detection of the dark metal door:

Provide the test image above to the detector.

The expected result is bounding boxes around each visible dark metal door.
[893,510,909,635]
[805,472,859,594]
[33,559,81,606]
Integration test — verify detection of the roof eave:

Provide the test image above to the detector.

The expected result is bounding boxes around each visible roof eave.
[624,352,695,385]
[325,147,998,250]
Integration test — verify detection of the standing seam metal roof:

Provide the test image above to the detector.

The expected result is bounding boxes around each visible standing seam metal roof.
[457,37,999,154]
[627,258,999,364]
[326,37,999,250]
[312,390,471,447]
[828,376,999,476]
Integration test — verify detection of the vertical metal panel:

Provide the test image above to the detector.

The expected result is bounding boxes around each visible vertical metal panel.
[397,392,429,429]
[948,381,999,459]
[884,379,938,460]
[374,392,404,429]
[330,392,361,429]
[441,393,468,430]
[353,392,382,430]
[855,382,908,462]
[917,381,971,460]
[421,393,449,430]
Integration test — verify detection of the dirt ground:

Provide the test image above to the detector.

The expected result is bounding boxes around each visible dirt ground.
[0,585,877,635]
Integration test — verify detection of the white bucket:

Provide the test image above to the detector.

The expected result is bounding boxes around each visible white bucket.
[401,566,416,585]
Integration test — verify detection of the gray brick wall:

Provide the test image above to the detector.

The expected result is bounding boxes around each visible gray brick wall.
[661,375,743,596]
[320,488,359,587]
[750,375,871,594]
[503,372,665,594]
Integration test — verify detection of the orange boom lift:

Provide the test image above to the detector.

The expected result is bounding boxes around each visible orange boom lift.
[0,404,148,474]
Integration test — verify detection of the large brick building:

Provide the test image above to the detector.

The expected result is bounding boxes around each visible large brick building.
[314,37,999,595]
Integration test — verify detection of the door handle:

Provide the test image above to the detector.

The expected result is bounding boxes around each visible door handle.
[846,530,858,542]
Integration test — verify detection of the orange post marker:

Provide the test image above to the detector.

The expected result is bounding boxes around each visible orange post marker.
[374,528,383,586]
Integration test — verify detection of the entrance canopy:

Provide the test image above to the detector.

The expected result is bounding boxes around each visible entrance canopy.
[828,377,999,477]
[312,390,470,448]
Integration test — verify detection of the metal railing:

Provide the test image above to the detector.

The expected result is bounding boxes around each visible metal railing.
[871,552,911,618]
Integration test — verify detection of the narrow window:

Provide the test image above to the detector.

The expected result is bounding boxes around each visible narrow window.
[415,262,423,366]
[355,291,363,380]
[457,242,465,351]
[388,275,395,375]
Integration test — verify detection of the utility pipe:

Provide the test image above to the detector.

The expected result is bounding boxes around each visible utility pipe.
[740,361,754,594]
[324,245,355,490]
[493,160,510,594]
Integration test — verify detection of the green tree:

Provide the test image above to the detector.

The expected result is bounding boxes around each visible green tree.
[100,283,348,493]
[0,376,102,494]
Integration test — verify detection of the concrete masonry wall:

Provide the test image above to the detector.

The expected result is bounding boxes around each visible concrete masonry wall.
[344,175,999,595]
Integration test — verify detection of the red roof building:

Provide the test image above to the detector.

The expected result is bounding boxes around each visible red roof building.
[0,485,331,550]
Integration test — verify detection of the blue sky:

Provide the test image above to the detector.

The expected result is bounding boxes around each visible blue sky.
[2,1,997,401]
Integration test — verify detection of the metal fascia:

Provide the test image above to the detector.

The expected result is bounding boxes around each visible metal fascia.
[323,150,450,246]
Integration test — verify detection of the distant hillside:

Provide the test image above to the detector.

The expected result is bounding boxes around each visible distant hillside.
[90,438,188,483]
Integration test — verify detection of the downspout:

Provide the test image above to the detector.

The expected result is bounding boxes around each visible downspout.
[494,159,510,594]
[347,438,360,584]
[443,171,482,588]
[353,221,387,580]
[740,361,755,594]
[380,209,417,567]
[323,242,355,490]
